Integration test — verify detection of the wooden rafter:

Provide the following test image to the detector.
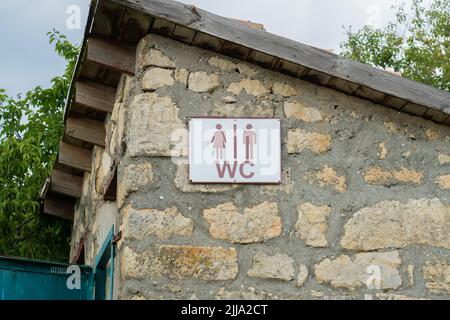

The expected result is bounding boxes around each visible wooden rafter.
[58,141,93,172]
[50,169,83,198]
[86,37,136,75]
[65,114,106,147]
[43,193,75,220]
[75,79,116,113]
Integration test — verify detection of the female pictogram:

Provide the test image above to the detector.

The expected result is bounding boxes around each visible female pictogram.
[243,124,256,162]
[211,124,226,161]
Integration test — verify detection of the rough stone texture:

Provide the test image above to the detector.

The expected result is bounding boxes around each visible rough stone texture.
[438,153,450,164]
[188,71,221,93]
[222,95,237,103]
[128,93,184,157]
[384,121,407,134]
[284,101,323,122]
[407,264,414,287]
[310,290,325,299]
[208,56,236,71]
[297,265,309,287]
[121,162,154,191]
[363,166,423,186]
[118,162,153,207]
[122,206,193,240]
[141,49,176,69]
[107,101,127,157]
[215,287,281,300]
[378,142,387,159]
[314,251,402,290]
[425,128,439,140]
[211,101,274,117]
[174,164,239,193]
[287,129,331,154]
[227,79,270,97]
[207,56,258,76]
[95,149,112,194]
[272,82,297,97]
[435,175,450,190]
[295,203,331,247]
[235,62,259,77]
[203,201,281,244]
[122,245,238,281]
[142,67,174,90]
[247,252,295,281]
[375,293,428,300]
[314,166,347,193]
[174,68,189,86]
[341,198,450,250]
[423,262,450,294]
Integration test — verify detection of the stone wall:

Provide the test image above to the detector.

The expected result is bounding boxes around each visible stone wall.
[70,34,450,300]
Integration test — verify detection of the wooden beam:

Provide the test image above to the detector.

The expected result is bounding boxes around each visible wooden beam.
[50,169,83,198]
[110,0,450,115]
[65,114,106,147]
[75,79,116,113]
[43,193,75,220]
[58,141,92,172]
[86,37,136,75]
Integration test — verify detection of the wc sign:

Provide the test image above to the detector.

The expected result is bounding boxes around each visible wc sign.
[188,117,281,184]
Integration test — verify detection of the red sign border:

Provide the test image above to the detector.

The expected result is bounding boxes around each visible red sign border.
[187,117,282,185]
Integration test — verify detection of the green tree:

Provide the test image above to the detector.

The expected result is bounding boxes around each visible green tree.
[0,30,79,261]
[340,0,449,92]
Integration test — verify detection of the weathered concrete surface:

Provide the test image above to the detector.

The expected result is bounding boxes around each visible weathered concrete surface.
[341,198,450,250]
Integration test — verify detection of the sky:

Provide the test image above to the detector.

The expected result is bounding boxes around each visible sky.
[0,0,422,97]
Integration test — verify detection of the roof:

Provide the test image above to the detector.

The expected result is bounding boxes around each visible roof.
[41,0,450,219]
[70,0,449,122]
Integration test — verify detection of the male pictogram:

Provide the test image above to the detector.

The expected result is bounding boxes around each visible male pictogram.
[243,124,256,162]
[211,124,226,161]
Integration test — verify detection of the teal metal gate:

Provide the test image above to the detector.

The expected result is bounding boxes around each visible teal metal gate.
[0,256,92,300]
[0,227,115,300]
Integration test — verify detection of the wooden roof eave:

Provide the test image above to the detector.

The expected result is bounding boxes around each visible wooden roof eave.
[105,0,450,124]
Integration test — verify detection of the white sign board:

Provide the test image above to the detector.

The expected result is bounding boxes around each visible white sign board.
[188,117,281,184]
